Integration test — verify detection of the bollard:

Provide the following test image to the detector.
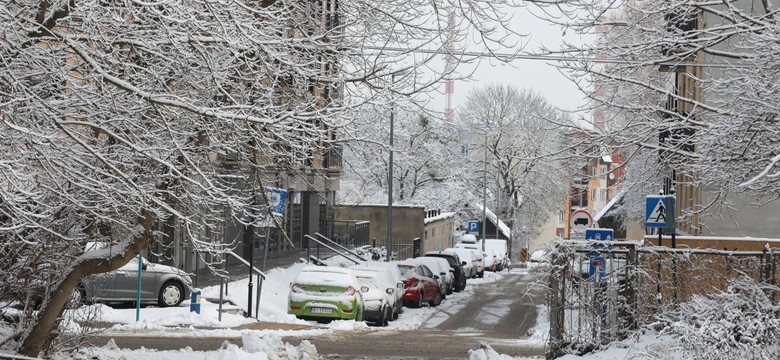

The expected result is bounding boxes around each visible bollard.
[190,288,202,314]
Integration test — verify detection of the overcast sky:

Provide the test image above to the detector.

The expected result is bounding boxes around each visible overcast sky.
[437,6,592,122]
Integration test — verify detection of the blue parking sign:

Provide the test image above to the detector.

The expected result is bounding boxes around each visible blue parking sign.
[467,221,480,233]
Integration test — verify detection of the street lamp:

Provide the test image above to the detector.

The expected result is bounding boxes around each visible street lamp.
[474,122,495,252]
[387,89,394,262]
[386,71,404,262]
[481,134,487,252]
[495,174,500,240]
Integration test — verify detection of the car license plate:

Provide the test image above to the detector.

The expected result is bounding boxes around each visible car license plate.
[310,307,332,314]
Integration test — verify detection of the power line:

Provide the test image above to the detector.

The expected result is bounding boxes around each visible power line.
[362,46,751,69]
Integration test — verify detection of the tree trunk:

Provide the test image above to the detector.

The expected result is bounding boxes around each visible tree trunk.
[18,211,157,357]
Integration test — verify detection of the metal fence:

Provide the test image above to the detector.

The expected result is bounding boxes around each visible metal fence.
[330,220,370,247]
[547,240,780,359]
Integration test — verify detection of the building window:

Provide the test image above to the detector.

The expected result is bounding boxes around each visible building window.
[558,210,564,224]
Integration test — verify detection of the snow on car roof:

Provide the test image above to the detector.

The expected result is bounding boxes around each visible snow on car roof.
[296,266,354,287]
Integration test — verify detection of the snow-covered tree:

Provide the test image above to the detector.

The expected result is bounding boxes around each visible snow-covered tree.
[459,84,572,247]
[338,105,466,211]
[0,0,523,356]
[530,0,780,230]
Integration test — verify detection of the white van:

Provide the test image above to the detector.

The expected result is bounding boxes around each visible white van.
[484,239,509,271]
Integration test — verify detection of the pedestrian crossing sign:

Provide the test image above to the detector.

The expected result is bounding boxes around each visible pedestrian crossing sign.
[645,195,675,229]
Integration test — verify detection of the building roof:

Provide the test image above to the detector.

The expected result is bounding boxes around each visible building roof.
[594,188,625,222]
[472,203,512,239]
[424,212,456,225]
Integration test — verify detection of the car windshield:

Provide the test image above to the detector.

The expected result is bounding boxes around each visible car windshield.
[397,265,413,276]
[429,254,457,267]
[400,268,419,279]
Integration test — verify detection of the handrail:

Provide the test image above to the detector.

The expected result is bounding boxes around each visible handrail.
[304,234,361,265]
[222,250,265,320]
[315,232,369,262]
[224,250,266,279]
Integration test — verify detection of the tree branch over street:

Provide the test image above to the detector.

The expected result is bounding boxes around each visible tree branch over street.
[0,0,525,356]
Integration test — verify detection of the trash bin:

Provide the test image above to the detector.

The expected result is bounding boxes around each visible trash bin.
[190,288,201,314]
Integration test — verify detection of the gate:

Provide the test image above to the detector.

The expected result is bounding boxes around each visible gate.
[547,240,780,359]
[329,220,370,247]
[377,237,420,261]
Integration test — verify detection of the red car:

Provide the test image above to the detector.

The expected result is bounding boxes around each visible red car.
[397,262,442,308]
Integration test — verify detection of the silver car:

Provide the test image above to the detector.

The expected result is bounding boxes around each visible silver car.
[71,257,193,307]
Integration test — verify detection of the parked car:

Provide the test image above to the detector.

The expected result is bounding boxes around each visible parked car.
[396,262,442,308]
[460,234,478,243]
[352,270,394,326]
[424,250,467,292]
[350,262,404,320]
[531,248,548,263]
[407,257,452,296]
[482,249,498,272]
[454,243,485,278]
[67,256,193,308]
[484,239,509,271]
[288,266,366,322]
[448,247,477,279]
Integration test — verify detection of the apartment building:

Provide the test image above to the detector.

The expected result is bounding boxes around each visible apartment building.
[658,0,780,238]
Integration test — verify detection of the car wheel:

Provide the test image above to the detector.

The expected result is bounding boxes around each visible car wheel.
[378,307,389,327]
[65,286,84,309]
[429,290,442,307]
[392,303,399,320]
[357,306,364,322]
[446,283,453,295]
[478,270,484,278]
[158,281,184,307]
[415,291,423,308]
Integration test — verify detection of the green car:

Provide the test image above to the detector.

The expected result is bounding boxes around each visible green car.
[288,266,366,322]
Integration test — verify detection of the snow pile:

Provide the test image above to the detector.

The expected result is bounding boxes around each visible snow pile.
[468,342,515,360]
[60,333,319,360]
[242,332,318,359]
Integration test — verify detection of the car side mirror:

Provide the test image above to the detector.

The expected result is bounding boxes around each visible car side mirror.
[386,288,394,294]
[440,272,446,276]
[462,261,467,266]
[433,275,439,280]
[360,286,370,293]
[397,282,403,288]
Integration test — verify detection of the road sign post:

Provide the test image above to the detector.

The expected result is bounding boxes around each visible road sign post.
[588,255,606,283]
[645,195,676,247]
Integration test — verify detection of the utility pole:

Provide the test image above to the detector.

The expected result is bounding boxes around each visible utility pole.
[481,134,487,252]
[387,74,395,262]
[495,174,500,240]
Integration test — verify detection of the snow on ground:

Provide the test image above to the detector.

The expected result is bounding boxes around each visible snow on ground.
[42,261,677,360]
[51,259,509,359]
